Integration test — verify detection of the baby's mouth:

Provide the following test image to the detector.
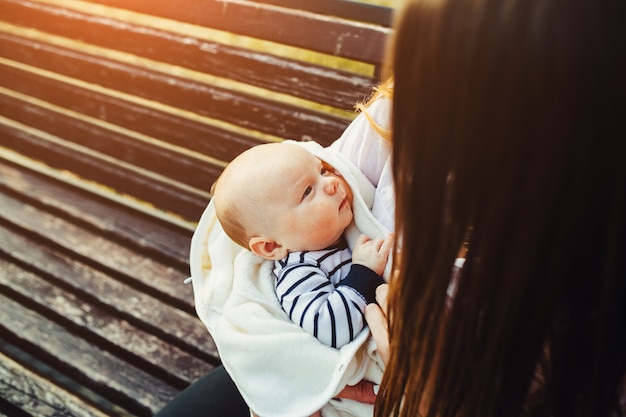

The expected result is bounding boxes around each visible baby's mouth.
[339,197,348,211]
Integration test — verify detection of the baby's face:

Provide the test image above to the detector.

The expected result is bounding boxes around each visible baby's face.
[255,145,354,252]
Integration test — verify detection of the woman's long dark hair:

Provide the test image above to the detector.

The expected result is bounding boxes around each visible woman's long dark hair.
[377,0,625,416]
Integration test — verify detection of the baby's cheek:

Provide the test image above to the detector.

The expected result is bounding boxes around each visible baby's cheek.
[311,215,340,238]
[312,216,334,233]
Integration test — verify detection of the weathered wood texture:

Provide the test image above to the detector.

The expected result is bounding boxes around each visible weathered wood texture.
[0,0,392,415]
[0,159,216,416]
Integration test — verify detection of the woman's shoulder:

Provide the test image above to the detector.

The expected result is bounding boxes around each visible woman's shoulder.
[330,96,392,187]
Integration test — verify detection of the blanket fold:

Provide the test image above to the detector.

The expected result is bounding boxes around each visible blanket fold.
[190,140,391,417]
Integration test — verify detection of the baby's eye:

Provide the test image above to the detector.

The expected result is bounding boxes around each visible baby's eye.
[302,186,313,200]
[320,167,328,175]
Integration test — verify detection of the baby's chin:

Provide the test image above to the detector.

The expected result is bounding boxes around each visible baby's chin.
[343,213,354,230]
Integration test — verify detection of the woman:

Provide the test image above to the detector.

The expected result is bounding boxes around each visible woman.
[370,0,625,416]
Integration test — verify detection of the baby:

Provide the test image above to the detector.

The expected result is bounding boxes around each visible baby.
[211,142,392,348]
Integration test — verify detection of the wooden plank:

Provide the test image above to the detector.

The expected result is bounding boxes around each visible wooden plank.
[0,32,350,143]
[0,65,258,163]
[85,0,391,64]
[0,206,218,361]
[0,159,191,269]
[0,258,214,386]
[248,0,394,27]
[0,0,375,109]
[0,119,209,222]
[0,350,110,417]
[0,293,179,416]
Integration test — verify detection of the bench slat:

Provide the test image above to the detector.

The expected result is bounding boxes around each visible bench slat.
[248,0,393,27]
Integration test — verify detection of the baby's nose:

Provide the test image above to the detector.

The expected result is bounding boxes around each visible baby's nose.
[324,177,339,194]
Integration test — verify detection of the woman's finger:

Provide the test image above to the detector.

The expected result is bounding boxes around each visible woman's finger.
[375,283,389,315]
[334,380,378,404]
[366,303,389,366]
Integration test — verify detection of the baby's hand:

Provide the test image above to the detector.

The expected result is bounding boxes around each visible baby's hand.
[351,233,393,276]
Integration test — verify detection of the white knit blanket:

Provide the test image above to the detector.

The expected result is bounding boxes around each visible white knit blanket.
[189,140,391,417]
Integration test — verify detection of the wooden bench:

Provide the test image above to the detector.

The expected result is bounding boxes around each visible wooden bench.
[0,0,393,415]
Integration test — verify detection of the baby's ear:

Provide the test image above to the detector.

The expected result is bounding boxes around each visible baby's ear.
[249,237,288,260]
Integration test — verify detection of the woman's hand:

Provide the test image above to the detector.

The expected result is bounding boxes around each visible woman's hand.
[365,284,390,366]
[335,379,378,404]
[254,382,379,417]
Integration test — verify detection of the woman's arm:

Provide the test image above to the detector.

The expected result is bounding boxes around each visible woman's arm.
[365,283,390,366]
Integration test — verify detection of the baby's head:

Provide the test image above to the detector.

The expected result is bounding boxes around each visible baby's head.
[212,142,354,260]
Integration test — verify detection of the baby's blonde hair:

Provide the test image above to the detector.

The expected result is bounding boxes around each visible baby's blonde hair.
[211,177,251,249]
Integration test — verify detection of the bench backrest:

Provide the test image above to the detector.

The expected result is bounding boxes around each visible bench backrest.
[1,0,393,226]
